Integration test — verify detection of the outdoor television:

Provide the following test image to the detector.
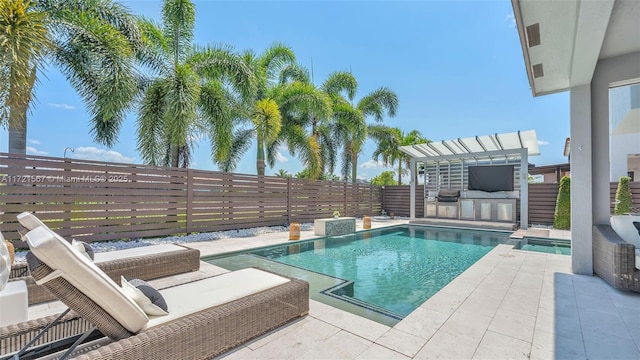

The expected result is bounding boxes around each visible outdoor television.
[468,165,514,192]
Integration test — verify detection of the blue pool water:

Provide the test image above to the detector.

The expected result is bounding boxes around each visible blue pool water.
[209,226,509,320]
[516,238,571,255]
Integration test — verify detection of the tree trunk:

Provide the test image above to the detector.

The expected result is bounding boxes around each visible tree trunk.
[8,121,27,155]
[351,152,358,183]
[7,65,36,155]
[171,146,180,168]
[397,162,402,185]
[257,138,265,176]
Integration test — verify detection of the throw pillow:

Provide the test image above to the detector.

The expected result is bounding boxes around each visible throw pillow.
[121,276,169,316]
[71,239,95,261]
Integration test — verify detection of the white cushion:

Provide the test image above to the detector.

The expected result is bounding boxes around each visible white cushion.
[23,226,148,333]
[17,212,46,231]
[71,239,93,261]
[147,268,290,328]
[610,215,640,248]
[94,244,186,263]
[636,249,640,271]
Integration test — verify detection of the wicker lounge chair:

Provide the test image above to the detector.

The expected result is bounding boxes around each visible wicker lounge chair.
[9,212,201,305]
[2,225,309,359]
[593,224,640,292]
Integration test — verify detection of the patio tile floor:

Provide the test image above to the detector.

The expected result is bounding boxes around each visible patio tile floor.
[25,220,640,359]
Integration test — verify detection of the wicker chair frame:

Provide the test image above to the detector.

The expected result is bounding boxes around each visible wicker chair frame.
[592,224,640,292]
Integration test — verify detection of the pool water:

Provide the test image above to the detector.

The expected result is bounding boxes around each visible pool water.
[206,225,509,324]
[516,238,571,255]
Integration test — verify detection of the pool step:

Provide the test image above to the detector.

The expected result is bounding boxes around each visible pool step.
[324,281,405,321]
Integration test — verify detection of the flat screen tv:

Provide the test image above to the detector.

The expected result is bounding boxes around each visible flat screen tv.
[468,165,514,192]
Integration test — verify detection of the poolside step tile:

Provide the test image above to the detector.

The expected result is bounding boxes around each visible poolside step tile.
[247,317,338,351]
[318,307,390,342]
[472,330,530,360]
[488,308,536,343]
[500,291,540,317]
[456,291,504,318]
[298,330,371,359]
[375,328,428,357]
[437,309,492,341]
[308,299,335,318]
[355,343,410,360]
[393,307,449,341]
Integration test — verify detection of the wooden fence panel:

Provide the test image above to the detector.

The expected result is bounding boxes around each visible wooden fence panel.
[381,186,424,217]
[1,153,189,244]
[528,183,559,226]
[0,153,383,245]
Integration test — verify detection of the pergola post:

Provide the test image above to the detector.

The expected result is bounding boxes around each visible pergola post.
[410,158,416,219]
[520,148,529,229]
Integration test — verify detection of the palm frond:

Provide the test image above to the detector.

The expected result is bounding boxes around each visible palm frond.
[136,17,170,74]
[357,86,398,121]
[321,71,357,101]
[258,42,295,87]
[0,0,52,128]
[274,81,333,121]
[200,80,234,163]
[136,80,166,165]
[279,63,310,84]
[164,63,200,150]
[218,128,254,172]
[189,44,256,100]
[252,98,282,144]
[162,0,195,64]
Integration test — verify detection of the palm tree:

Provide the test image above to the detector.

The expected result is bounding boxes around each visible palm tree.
[275,168,291,178]
[229,46,332,176]
[268,68,355,180]
[0,0,141,154]
[252,99,281,175]
[368,126,428,185]
[324,72,398,182]
[135,0,254,168]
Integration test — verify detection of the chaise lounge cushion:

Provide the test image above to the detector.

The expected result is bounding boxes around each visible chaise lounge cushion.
[148,268,290,327]
[16,212,46,231]
[23,226,148,333]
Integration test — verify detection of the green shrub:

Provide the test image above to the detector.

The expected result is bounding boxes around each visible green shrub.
[554,176,571,230]
[614,176,633,215]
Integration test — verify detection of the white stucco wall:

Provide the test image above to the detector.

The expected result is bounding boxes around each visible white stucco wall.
[610,133,640,180]
[570,51,640,275]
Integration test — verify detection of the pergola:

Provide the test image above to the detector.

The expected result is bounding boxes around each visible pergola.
[400,130,540,228]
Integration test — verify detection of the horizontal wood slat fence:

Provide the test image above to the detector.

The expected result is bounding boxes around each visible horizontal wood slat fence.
[0,153,381,246]
[528,183,560,226]
[383,182,640,227]
[382,186,424,217]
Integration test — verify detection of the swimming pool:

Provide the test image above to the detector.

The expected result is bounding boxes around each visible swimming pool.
[205,225,510,325]
[514,237,571,255]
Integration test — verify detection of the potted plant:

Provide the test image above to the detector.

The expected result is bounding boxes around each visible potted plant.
[614,176,633,215]
[610,176,640,246]
[333,211,340,219]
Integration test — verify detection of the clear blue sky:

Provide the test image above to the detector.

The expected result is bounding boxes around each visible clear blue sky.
[0,0,570,180]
